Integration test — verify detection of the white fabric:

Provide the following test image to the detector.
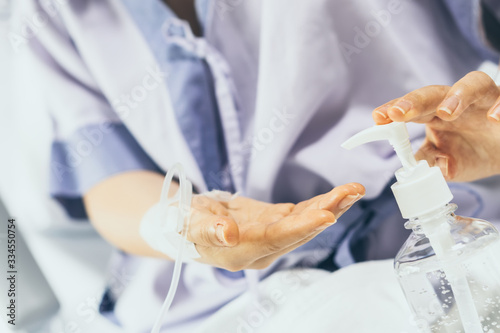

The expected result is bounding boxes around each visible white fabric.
[11,0,500,214]
[11,0,491,201]
[1,8,120,333]
[139,190,237,261]
[140,203,200,262]
[8,1,500,332]
[197,260,418,333]
[165,20,247,192]
[202,190,239,202]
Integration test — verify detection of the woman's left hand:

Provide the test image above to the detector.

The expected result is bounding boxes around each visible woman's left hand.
[373,71,500,182]
[187,183,365,271]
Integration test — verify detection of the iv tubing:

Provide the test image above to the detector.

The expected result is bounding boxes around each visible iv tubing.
[151,164,193,333]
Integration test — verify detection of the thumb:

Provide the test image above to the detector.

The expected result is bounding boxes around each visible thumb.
[187,209,239,248]
[415,141,457,181]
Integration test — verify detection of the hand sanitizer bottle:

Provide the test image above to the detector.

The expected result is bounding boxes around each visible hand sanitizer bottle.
[342,122,500,333]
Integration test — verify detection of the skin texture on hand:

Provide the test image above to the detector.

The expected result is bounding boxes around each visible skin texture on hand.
[84,171,365,271]
[372,71,500,182]
[187,183,365,271]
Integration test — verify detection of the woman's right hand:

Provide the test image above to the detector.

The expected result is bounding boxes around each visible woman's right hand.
[373,71,500,182]
[187,183,365,271]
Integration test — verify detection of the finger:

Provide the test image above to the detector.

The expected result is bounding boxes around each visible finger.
[187,209,239,247]
[415,140,457,180]
[373,86,450,124]
[250,226,323,270]
[192,195,229,216]
[385,85,450,123]
[250,209,345,269]
[259,209,337,255]
[250,217,336,270]
[373,100,398,125]
[258,184,365,261]
[260,202,295,223]
[293,183,365,218]
[200,208,338,270]
[487,94,500,123]
[259,184,365,253]
[317,183,365,218]
[437,71,499,121]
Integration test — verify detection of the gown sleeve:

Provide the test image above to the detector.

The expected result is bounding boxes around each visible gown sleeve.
[16,0,163,219]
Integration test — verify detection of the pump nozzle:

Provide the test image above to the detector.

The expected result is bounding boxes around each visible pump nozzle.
[342,122,452,219]
[341,122,417,170]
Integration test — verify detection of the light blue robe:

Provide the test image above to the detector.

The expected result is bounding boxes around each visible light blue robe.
[12,0,500,331]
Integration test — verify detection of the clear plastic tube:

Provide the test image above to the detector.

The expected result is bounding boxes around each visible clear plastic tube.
[151,164,193,333]
[422,217,482,333]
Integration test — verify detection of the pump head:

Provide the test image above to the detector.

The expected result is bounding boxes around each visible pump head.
[342,122,453,219]
[342,122,418,170]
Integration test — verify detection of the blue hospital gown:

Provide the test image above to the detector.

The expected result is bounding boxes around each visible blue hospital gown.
[50,0,233,220]
[45,0,500,331]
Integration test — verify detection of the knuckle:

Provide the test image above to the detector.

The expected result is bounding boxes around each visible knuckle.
[193,195,211,208]
[408,91,424,104]
[461,71,494,95]
[199,225,216,246]
[407,86,439,105]
[468,70,490,82]
[458,81,475,97]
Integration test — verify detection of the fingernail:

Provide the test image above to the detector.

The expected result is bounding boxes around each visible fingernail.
[438,95,459,115]
[489,104,500,121]
[489,113,500,121]
[390,100,412,115]
[338,194,362,210]
[435,155,449,177]
[374,110,388,119]
[215,224,227,245]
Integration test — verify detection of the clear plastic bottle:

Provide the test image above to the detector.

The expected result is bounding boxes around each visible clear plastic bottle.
[342,122,500,333]
[395,204,500,333]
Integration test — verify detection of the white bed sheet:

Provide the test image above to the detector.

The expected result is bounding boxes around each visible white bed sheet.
[198,260,418,333]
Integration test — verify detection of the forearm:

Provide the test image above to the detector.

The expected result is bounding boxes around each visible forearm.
[83,170,178,259]
[81,170,366,272]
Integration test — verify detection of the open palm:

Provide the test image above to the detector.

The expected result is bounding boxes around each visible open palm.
[186,183,365,271]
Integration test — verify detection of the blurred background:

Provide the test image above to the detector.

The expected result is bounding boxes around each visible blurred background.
[1,2,58,332]
[0,2,119,332]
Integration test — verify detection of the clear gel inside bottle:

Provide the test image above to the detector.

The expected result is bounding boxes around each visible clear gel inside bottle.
[342,122,500,333]
[395,204,500,333]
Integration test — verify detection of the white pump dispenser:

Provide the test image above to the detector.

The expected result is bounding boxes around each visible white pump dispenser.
[343,122,500,333]
[342,122,453,219]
